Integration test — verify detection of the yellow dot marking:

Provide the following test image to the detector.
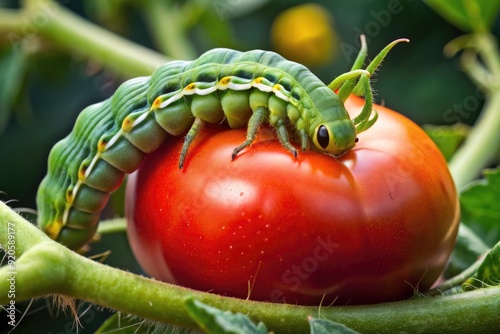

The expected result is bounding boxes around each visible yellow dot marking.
[254,77,262,84]
[98,139,107,153]
[274,84,282,90]
[122,117,133,132]
[66,188,74,204]
[186,83,196,90]
[45,220,63,239]
[220,77,231,85]
[78,165,87,180]
[152,97,162,109]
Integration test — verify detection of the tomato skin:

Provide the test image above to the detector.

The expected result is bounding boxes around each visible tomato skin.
[126,95,460,305]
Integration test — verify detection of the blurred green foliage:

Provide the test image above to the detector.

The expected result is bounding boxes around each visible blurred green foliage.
[424,0,500,32]
[0,1,498,333]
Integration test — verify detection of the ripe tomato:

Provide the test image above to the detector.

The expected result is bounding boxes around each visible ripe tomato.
[125,95,460,305]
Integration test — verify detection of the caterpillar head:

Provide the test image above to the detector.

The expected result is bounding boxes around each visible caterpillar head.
[312,120,357,157]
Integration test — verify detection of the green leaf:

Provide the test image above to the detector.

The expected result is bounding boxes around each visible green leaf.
[445,223,490,278]
[424,0,500,32]
[423,124,469,162]
[185,298,268,334]
[460,167,500,247]
[463,240,500,290]
[308,317,361,334]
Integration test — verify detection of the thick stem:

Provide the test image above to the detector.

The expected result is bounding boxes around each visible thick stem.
[449,90,500,190]
[62,260,500,334]
[17,0,170,77]
[0,202,46,257]
[1,202,500,334]
[475,33,500,77]
[449,33,500,189]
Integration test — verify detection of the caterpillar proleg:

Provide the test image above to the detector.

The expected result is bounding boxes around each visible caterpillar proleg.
[37,37,408,249]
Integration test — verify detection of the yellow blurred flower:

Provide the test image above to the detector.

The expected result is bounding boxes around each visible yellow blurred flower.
[271,4,338,67]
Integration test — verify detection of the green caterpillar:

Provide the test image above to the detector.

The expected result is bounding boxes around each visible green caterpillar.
[37,37,407,250]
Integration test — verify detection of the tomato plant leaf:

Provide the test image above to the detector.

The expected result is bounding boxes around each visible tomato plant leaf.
[308,317,361,334]
[462,240,500,291]
[424,0,500,32]
[445,223,490,278]
[460,167,500,247]
[423,124,469,162]
[185,298,268,334]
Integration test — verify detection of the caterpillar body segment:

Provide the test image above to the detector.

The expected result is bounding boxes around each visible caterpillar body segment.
[38,40,406,249]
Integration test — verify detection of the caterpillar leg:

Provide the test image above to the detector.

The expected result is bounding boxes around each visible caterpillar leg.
[179,117,205,169]
[273,117,298,158]
[231,106,268,160]
[298,128,309,152]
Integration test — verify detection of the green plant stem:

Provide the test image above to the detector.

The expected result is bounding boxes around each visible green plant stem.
[14,0,170,77]
[475,34,500,77]
[425,257,482,297]
[97,218,127,235]
[1,202,500,334]
[0,9,24,36]
[449,33,500,190]
[449,91,500,190]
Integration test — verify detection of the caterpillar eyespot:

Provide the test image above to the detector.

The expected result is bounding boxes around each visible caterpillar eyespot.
[37,36,409,250]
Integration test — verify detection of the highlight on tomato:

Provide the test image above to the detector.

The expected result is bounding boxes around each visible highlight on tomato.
[125,95,460,305]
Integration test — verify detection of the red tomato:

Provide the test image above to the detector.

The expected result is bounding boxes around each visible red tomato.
[125,95,460,305]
